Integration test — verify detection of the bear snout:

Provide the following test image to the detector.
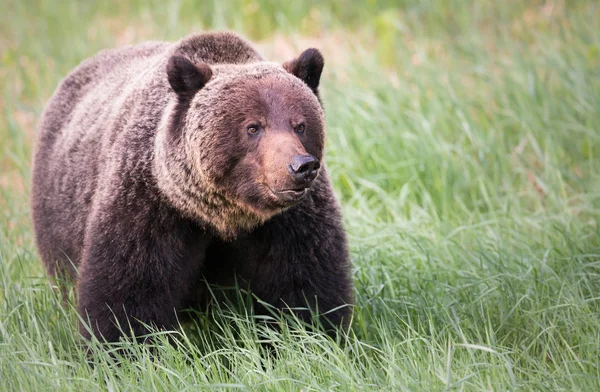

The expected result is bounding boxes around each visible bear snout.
[288,154,320,187]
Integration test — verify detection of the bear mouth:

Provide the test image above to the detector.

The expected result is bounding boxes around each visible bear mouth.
[277,188,307,197]
[265,185,309,206]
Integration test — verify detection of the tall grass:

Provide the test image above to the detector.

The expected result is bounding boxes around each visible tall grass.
[1,0,599,390]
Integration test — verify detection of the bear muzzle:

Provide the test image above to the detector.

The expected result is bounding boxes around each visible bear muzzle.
[265,154,320,206]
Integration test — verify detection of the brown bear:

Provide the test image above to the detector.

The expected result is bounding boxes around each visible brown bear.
[31,31,353,343]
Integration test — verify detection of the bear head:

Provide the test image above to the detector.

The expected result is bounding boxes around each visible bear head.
[155,48,327,239]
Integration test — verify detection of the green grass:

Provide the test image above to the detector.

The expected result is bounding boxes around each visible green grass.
[1,0,600,390]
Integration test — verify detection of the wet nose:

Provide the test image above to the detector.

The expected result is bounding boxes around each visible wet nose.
[289,154,320,183]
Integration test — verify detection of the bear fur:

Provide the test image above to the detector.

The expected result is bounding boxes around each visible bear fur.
[31,31,353,342]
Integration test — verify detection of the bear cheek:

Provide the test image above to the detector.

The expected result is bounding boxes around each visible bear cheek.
[257,147,287,191]
[198,123,243,184]
[267,163,290,192]
[228,148,283,209]
[227,154,265,198]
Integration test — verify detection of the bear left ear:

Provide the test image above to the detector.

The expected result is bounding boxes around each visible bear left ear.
[283,48,324,96]
[167,55,213,96]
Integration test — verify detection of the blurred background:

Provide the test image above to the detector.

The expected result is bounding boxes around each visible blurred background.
[1,1,599,390]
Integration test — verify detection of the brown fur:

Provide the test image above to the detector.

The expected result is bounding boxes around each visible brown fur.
[31,31,352,342]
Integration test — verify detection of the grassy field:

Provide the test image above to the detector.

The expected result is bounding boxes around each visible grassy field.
[1,0,600,390]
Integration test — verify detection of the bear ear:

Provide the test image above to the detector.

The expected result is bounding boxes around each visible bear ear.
[283,48,324,95]
[167,55,213,96]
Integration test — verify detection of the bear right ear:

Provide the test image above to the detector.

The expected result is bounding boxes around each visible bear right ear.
[167,55,213,96]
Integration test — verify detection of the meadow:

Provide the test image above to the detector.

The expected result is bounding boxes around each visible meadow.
[1,1,599,390]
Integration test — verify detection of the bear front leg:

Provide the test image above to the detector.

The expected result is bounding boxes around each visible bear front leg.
[77,206,209,343]
[268,236,354,335]
[77,260,181,343]
[209,199,354,336]
[256,224,353,335]
[266,198,354,334]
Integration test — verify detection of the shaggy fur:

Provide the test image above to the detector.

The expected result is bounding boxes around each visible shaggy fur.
[31,31,353,342]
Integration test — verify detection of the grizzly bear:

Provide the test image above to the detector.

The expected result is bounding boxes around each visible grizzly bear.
[31,31,353,343]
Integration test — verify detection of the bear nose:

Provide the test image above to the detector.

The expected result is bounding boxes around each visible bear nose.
[289,154,320,183]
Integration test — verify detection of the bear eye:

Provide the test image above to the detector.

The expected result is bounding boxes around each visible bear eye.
[247,125,259,135]
[295,123,306,134]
